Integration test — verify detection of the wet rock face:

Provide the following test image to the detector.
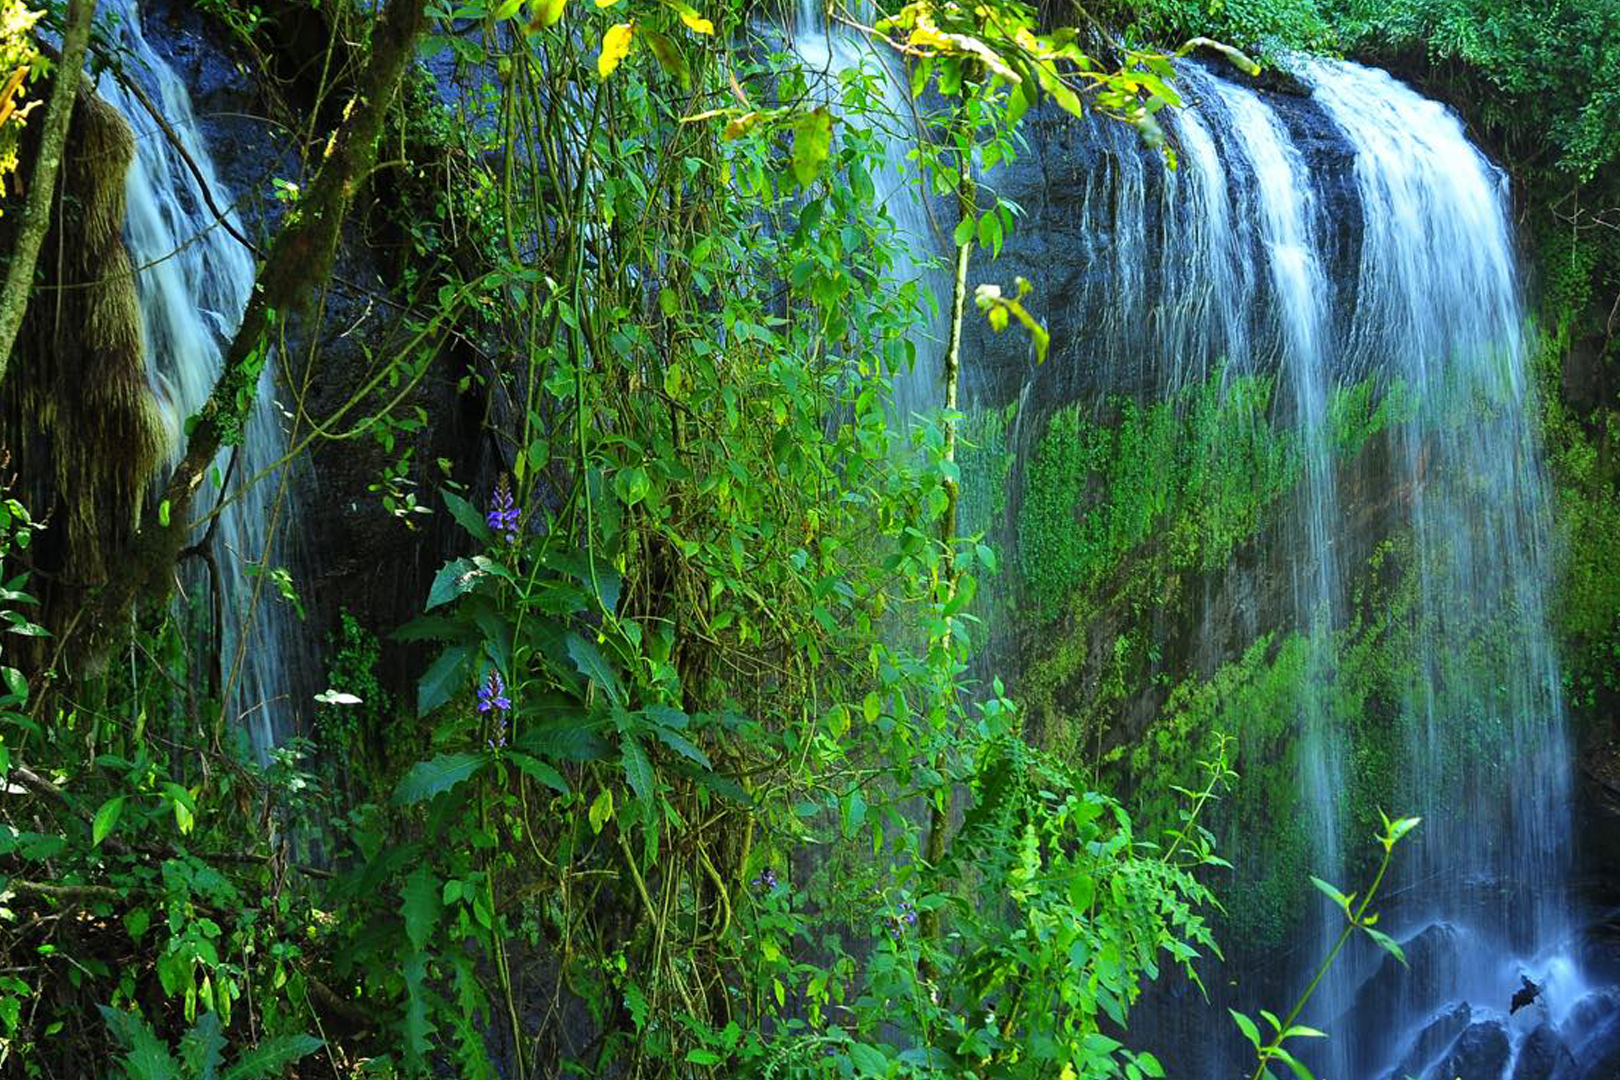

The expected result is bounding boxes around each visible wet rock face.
[1349,923,1465,1055]
[1428,1020,1510,1080]
[1383,1001,1471,1080]
[960,66,1362,411]
[1511,1022,1574,1080]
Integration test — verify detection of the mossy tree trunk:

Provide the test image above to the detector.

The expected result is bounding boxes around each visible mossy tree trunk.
[0,0,96,378]
[84,0,430,650]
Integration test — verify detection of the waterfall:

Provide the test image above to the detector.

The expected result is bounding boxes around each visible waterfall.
[95,0,307,755]
[942,45,1596,1076]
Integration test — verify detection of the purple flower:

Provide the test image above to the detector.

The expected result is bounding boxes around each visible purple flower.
[886,899,917,938]
[478,670,512,717]
[486,475,520,544]
[751,867,779,892]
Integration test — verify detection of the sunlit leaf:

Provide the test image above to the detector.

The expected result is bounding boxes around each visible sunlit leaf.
[598,21,635,78]
[92,796,125,848]
[791,107,832,187]
[1228,1008,1260,1048]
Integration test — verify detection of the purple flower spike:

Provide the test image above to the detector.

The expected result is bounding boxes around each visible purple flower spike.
[478,670,512,716]
[486,475,520,545]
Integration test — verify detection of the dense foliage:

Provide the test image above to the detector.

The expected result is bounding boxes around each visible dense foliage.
[0,0,1254,1076]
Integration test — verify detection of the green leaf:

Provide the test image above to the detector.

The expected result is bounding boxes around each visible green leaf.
[417,644,471,717]
[99,1006,179,1080]
[686,1048,722,1065]
[426,557,482,611]
[1363,926,1407,967]
[219,1034,323,1080]
[507,751,571,794]
[401,866,442,952]
[651,727,710,768]
[441,489,494,543]
[1309,874,1351,912]
[402,953,434,1066]
[1267,1046,1317,1080]
[621,736,655,802]
[791,107,833,188]
[1178,36,1261,76]
[180,1013,225,1080]
[1229,1008,1260,1048]
[589,787,614,833]
[953,214,975,248]
[613,465,651,506]
[394,752,488,805]
[565,632,624,705]
[848,1042,888,1076]
[92,796,125,848]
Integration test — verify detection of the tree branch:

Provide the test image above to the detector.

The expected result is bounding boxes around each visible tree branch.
[88,0,430,633]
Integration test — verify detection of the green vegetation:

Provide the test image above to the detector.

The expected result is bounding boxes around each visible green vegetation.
[0,0,1611,1074]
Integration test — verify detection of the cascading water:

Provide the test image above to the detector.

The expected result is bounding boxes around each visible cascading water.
[95,0,307,755]
[946,47,1605,1078]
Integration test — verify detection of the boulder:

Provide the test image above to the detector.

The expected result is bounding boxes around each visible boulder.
[1511,1022,1574,1080]
[1350,923,1466,1054]
[1383,1001,1471,1080]
[1428,1020,1510,1080]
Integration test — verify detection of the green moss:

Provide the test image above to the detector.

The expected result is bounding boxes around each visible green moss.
[1015,370,1300,624]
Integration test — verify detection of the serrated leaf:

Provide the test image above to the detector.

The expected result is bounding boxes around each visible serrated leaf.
[402,953,433,1067]
[565,632,624,705]
[180,1013,225,1080]
[507,751,571,794]
[219,1035,323,1080]
[92,796,125,848]
[652,727,710,768]
[100,1006,179,1080]
[393,752,488,805]
[621,736,655,802]
[426,558,481,611]
[401,866,441,952]
[417,644,471,717]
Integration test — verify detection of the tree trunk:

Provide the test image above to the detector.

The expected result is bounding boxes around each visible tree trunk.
[0,0,97,380]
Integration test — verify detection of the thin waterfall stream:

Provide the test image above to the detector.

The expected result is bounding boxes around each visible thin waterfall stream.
[96,0,308,756]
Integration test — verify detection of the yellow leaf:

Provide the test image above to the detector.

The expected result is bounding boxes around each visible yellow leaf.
[679,9,714,33]
[493,0,523,17]
[598,21,635,78]
[722,110,761,139]
[594,0,621,7]
[529,0,566,27]
[907,24,953,51]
